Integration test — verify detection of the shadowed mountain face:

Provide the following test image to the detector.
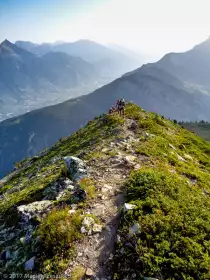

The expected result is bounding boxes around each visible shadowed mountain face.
[0,40,102,121]
[155,37,210,91]
[2,38,210,177]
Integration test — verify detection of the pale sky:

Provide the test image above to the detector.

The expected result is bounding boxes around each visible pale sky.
[0,0,210,57]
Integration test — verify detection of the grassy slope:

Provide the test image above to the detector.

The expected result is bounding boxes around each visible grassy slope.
[1,104,210,279]
[114,106,210,280]
[0,111,123,277]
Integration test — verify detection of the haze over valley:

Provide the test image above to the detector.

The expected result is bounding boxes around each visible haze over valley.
[0,38,142,121]
[1,36,210,176]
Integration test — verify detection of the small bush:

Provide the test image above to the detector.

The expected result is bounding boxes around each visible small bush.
[38,207,82,254]
[0,185,12,195]
[80,178,95,199]
[115,168,210,279]
[71,265,86,280]
[60,165,69,178]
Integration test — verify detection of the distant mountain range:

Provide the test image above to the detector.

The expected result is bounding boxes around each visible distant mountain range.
[0,39,100,121]
[15,39,142,78]
[1,37,210,177]
[0,39,141,121]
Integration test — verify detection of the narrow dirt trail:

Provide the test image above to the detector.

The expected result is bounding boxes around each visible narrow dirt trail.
[66,119,142,279]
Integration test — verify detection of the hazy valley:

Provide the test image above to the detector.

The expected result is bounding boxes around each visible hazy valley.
[0,39,141,122]
[2,37,210,176]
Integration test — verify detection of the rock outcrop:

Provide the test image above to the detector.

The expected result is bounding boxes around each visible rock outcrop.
[17,200,52,223]
[63,156,88,182]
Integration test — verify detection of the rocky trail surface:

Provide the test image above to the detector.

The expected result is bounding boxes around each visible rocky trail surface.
[65,119,143,279]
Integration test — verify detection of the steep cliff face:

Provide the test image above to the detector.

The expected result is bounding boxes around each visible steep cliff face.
[1,104,210,279]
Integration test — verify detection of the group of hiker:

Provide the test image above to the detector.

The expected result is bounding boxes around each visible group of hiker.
[109,98,126,116]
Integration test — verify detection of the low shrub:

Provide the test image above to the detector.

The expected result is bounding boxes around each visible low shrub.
[115,168,210,279]
[79,178,95,199]
[38,207,82,255]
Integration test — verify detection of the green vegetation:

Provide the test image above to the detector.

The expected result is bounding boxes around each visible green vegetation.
[113,104,210,279]
[0,112,122,216]
[71,265,86,280]
[0,111,123,276]
[115,168,210,279]
[2,103,210,278]
[38,207,82,254]
[79,178,95,200]
[37,208,83,274]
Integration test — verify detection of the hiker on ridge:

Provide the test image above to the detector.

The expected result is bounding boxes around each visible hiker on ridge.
[117,98,125,116]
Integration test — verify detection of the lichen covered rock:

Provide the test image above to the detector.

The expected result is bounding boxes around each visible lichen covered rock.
[17,200,52,223]
[63,156,88,182]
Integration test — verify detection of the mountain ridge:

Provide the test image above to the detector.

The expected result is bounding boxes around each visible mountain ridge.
[1,103,210,279]
[15,39,142,77]
[2,37,210,177]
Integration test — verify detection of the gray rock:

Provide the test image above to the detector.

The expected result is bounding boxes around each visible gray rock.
[144,132,155,138]
[17,200,52,223]
[125,242,134,249]
[129,121,137,130]
[169,143,176,150]
[134,164,141,170]
[110,142,115,148]
[43,178,74,200]
[110,156,123,165]
[66,185,75,191]
[56,190,68,200]
[68,209,76,215]
[101,184,112,193]
[129,223,141,235]
[184,154,193,160]
[64,178,74,186]
[81,226,87,234]
[50,156,61,164]
[86,267,94,277]
[25,256,35,270]
[71,204,78,210]
[20,237,26,245]
[120,247,124,254]
[124,203,136,212]
[82,217,95,228]
[102,147,109,153]
[117,234,121,243]
[123,155,136,165]
[177,154,185,161]
[109,253,114,260]
[92,224,103,233]
[63,156,87,182]
[78,252,83,257]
